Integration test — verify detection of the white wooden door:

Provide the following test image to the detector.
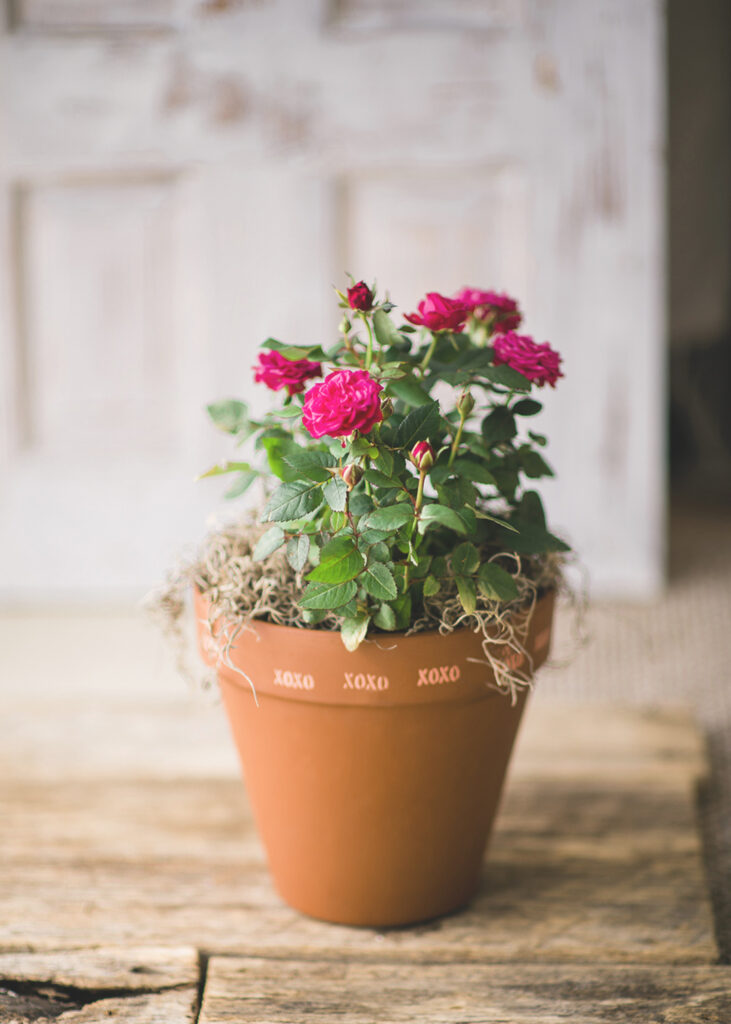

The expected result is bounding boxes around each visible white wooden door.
[0,0,665,600]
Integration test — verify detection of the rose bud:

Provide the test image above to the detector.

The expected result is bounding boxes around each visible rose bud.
[380,397,394,419]
[340,463,364,490]
[339,317,351,334]
[410,441,435,472]
[347,281,374,312]
[457,390,475,417]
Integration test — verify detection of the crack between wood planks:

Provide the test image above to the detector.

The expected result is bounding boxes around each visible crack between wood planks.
[0,977,195,1014]
[193,949,210,1024]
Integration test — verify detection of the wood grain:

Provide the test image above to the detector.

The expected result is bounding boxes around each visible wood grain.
[0,947,198,1024]
[199,958,731,1024]
[0,753,716,962]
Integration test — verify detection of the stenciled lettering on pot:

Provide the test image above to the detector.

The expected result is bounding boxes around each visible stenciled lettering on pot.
[417,665,462,686]
[273,668,315,690]
[343,672,390,691]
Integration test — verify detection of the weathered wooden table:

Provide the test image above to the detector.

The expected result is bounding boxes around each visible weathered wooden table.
[1,702,728,1023]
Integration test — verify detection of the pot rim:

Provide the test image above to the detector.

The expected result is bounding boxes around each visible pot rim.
[195,587,556,709]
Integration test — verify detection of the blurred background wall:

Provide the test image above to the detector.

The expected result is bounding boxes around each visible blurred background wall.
[0,0,725,605]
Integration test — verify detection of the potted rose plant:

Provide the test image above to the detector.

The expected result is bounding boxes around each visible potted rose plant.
[162,279,567,927]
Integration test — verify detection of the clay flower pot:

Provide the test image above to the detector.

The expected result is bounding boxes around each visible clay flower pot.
[195,589,555,927]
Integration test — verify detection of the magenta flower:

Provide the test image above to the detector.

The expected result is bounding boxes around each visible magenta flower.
[254,350,322,397]
[404,292,469,332]
[302,370,384,438]
[492,332,563,388]
[455,287,522,331]
[347,281,374,312]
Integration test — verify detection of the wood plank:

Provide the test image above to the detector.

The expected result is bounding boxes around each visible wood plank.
[0,773,716,963]
[0,700,706,785]
[0,946,198,1024]
[199,958,731,1024]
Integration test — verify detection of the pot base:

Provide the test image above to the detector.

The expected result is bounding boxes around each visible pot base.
[219,678,528,928]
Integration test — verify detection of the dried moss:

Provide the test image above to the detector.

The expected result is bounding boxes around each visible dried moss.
[147,518,573,702]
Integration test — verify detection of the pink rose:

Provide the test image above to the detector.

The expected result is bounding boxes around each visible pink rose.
[347,281,374,311]
[455,287,522,331]
[404,292,469,332]
[492,332,563,388]
[254,350,322,397]
[302,370,384,438]
[410,441,435,472]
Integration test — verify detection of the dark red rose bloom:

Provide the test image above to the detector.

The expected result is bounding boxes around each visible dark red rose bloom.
[455,287,522,331]
[404,292,469,332]
[254,350,322,396]
[492,332,563,388]
[347,281,374,312]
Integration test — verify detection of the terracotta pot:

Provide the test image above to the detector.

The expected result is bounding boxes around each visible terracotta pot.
[195,588,555,927]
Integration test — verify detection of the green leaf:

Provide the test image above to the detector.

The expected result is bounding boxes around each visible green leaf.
[197,460,253,480]
[252,526,286,561]
[494,519,570,555]
[349,437,376,458]
[273,403,305,419]
[436,477,478,509]
[286,534,310,572]
[390,592,412,630]
[387,376,433,407]
[348,491,374,516]
[519,449,554,479]
[452,542,480,575]
[418,503,469,535]
[323,475,348,512]
[456,576,477,614]
[359,528,390,548]
[373,308,403,349]
[260,436,299,481]
[224,471,258,499]
[477,562,519,602]
[299,580,358,610]
[340,614,371,652]
[481,407,517,445]
[263,480,323,522]
[206,399,249,434]
[423,575,440,597]
[373,603,397,631]
[283,450,335,482]
[366,541,390,562]
[394,401,441,449]
[484,364,531,391]
[364,503,415,532]
[365,468,402,489]
[451,458,497,486]
[329,510,348,533]
[472,508,519,532]
[302,607,328,625]
[519,490,547,528]
[373,446,394,476]
[306,536,364,583]
[262,337,326,361]
[513,398,543,417]
[376,361,408,380]
[361,562,398,601]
